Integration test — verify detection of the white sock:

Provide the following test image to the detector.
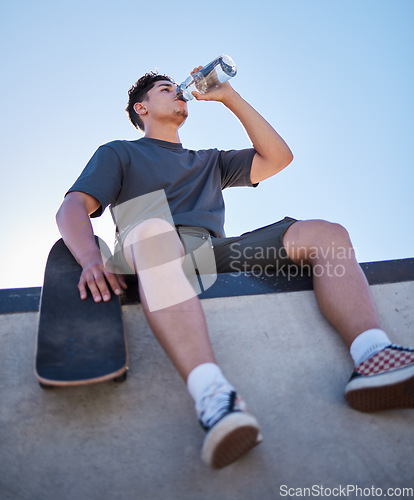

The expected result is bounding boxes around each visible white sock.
[187,363,233,403]
[350,329,391,366]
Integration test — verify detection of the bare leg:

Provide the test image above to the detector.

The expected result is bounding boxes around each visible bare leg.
[123,219,262,467]
[124,219,216,380]
[283,220,381,347]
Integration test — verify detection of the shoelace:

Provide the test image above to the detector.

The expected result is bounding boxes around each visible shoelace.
[389,344,414,352]
[197,384,237,430]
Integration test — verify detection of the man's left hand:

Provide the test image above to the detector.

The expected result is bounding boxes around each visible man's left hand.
[189,66,236,104]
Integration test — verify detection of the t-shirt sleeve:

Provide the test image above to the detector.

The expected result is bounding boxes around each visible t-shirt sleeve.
[218,148,257,189]
[66,145,123,217]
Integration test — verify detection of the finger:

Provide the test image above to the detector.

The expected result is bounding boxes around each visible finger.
[85,274,103,302]
[93,273,112,302]
[105,272,124,296]
[117,274,128,290]
[190,66,202,75]
[78,278,88,300]
[192,90,215,101]
[82,269,107,303]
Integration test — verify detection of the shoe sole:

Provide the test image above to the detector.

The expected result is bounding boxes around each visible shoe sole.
[201,412,261,469]
[345,364,414,412]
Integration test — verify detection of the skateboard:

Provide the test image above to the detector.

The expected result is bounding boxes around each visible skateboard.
[35,238,128,388]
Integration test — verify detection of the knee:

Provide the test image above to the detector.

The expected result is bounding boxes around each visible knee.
[285,219,354,265]
[313,220,352,247]
[306,220,354,266]
[125,218,184,258]
[124,218,185,272]
[126,218,176,245]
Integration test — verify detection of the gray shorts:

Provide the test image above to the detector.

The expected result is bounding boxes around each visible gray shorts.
[111,216,297,276]
[177,217,298,275]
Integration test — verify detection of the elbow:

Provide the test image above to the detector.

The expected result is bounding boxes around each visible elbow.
[55,202,64,228]
[280,149,294,172]
[55,202,70,235]
[276,150,294,174]
[56,196,73,230]
[285,149,294,168]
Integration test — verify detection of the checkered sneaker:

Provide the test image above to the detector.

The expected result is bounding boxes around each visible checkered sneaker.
[356,345,414,376]
[345,345,414,412]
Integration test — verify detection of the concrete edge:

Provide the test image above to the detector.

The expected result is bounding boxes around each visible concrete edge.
[1,257,413,315]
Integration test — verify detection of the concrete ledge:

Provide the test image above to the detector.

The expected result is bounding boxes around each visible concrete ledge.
[1,257,414,313]
[0,287,42,314]
[123,257,414,304]
[0,280,413,499]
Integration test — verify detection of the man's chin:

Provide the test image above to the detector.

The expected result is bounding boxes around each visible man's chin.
[173,109,188,127]
[174,109,188,118]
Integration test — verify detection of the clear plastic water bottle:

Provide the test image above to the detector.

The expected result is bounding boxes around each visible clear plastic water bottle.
[176,55,237,101]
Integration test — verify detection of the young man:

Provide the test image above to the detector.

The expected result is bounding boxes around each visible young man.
[56,68,414,469]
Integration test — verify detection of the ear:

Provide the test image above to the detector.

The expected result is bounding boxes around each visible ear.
[133,102,147,116]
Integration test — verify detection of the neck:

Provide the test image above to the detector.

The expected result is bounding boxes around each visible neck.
[143,122,181,143]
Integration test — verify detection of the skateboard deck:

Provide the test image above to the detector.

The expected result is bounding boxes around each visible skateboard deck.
[35,238,128,387]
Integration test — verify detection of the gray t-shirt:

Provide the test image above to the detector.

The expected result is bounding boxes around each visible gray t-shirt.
[68,137,257,238]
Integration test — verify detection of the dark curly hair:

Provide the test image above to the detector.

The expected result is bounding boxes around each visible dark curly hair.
[126,71,175,131]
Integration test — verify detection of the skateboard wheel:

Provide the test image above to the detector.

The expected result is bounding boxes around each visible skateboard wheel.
[113,371,128,383]
[39,382,55,389]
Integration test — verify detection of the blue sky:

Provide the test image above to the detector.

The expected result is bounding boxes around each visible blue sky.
[1,0,413,289]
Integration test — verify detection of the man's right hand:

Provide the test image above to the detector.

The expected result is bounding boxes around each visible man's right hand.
[78,252,127,302]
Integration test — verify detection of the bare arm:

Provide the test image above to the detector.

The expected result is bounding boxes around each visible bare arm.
[56,191,126,302]
[191,73,293,184]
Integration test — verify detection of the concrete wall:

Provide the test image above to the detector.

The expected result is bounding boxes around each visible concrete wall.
[0,280,413,500]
